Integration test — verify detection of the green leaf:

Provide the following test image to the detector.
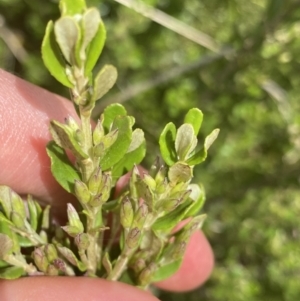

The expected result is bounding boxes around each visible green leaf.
[204,128,220,150]
[0,266,24,280]
[0,234,14,259]
[159,122,177,166]
[0,214,19,252]
[112,129,146,179]
[103,103,127,131]
[27,196,42,231]
[153,205,187,233]
[17,236,34,247]
[42,21,73,88]
[186,128,219,166]
[0,260,9,268]
[184,108,203,136]
[152,259,182,282]
[100,116,132,170]
[59,0,86,16]
[79,8,101,62]
[153,200,193,232]
[0,185,12,218]
[93,65,118,101]
[184,184,205,217]
[175,124,197,160]
[85,20,106,76]
[46,141,81,193]
[54,17,79,64]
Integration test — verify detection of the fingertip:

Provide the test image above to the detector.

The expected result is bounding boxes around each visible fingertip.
[154,231,214,292]
[0,277,159,301]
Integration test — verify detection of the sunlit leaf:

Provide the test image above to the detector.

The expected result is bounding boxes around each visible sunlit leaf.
[175,124,197,160]
[152,259,182,282]
[159,122,177,166]
[42,21,73,88]
[54,17,79,64]
[85,20,106,75]
[103,103,127,131]
[112,129,146,179]
[100,116,132,170]
[0,266,24,280]
[93,65,118,101]
[59,0,86,16]
[184,108,203,136]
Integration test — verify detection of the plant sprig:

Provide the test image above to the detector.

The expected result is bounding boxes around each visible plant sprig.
[0,0,219,288]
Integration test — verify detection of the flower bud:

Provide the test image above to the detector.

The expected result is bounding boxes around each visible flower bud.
[120,197,134,229]
[74,180,90,204]
[32,247,49,272]
[132,258,146,274]
[65,116,79,132]
[53,258,67,273]
[88,167,102,195]
[46,264,59,276]
[75,233,90,250]
[66,203,84,233]
[126,227,141,249]
[93,119,104,145]
[171,241,187,260]
[143,174,156,191]
[44,244,58,263]
[93,142,105,157]
[132,203,148,229]
[138,263,156,286]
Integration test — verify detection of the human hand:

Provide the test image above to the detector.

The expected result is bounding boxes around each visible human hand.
[0,69,214,301]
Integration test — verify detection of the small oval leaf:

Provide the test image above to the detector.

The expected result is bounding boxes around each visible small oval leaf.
[93,65,118,101]
[159,122,177,166]
[41,21,73,88]
[184,108,203,136]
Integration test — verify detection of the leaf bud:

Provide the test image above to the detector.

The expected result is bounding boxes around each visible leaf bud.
[178,214,207,242]
[75,233,90,250]
[88,167,102,195]
[32,247,49,272]
[10,211,25,229]
[74,180,91,204]
[44,244,58,263]
[138,263,156,286]
[126,227,141,249]
[132,203,148,229]
[120,197,134,229]
[93,119,104,145]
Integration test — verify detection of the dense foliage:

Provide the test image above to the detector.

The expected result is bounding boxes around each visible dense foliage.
[1,0,299,300]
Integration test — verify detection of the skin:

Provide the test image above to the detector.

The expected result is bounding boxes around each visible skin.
[0,69,214,300]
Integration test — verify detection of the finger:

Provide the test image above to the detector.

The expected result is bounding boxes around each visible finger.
[0,69,77,210]
[154,231,214,292]
[0,277,159,301]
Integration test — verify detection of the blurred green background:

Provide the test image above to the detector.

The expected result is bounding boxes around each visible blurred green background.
[1,0,300,300]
